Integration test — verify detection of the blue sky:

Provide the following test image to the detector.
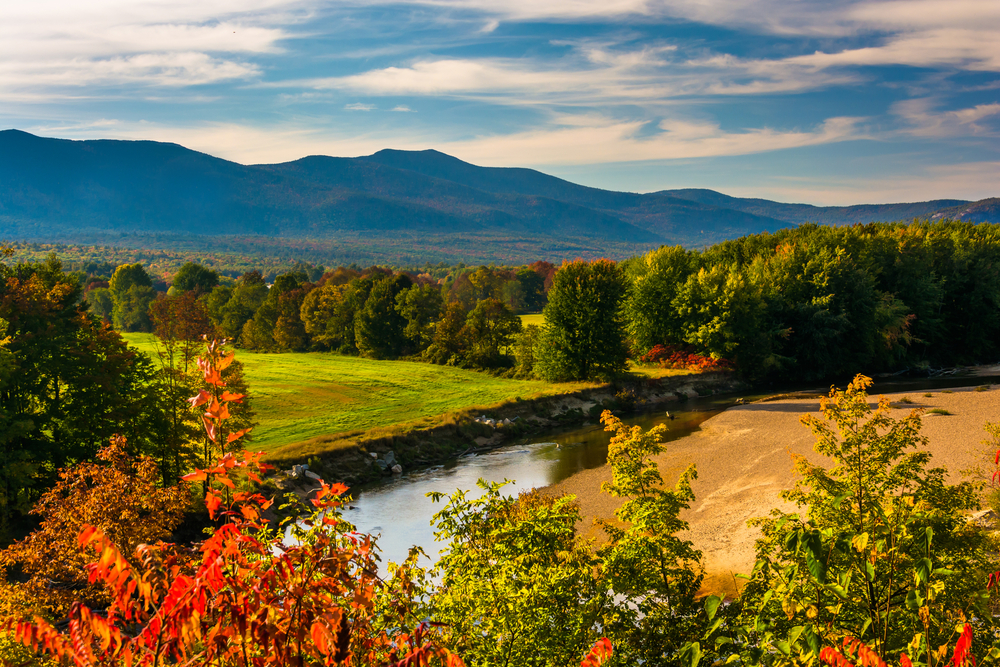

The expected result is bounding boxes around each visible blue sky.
[2,0,998,204]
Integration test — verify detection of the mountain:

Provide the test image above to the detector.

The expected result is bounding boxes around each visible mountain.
[657,188,969,225]
[0,130,996,260]
[930,198,1000,223]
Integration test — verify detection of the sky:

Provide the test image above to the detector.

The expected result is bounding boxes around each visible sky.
[2,0,999,205]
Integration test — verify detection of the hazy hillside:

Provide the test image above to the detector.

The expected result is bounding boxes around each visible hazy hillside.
[0,130,995,263]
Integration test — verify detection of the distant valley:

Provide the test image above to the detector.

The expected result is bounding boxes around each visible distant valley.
[0,129,996,265]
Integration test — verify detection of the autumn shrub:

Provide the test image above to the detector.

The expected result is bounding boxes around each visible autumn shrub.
[640,343,734,372]
[1,341,468,667]
[0,436,188,619]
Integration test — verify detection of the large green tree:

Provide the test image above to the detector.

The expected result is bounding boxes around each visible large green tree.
[170,261,219,295]
[535,259,629,381]
[109,263,155,332]
[464,297,521,368]
[0,257,166,542]
[355,274,413,359]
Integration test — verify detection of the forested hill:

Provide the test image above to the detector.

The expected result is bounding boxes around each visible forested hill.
[0,129,994,253]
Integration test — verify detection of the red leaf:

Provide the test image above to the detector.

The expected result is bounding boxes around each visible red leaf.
[188,390,211,409]
[205,492,223,519]
[182,470,208,482]
[227,428,250,444]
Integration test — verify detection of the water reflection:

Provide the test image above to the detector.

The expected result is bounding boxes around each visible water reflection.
[343,373,1000,570]
[345,393,742,569]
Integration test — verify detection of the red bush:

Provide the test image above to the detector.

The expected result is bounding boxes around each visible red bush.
[640,344,733,372]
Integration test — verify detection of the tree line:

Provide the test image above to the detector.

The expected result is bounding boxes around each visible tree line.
[80,220,1000,386]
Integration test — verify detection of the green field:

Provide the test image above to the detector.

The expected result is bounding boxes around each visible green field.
[519,313,545,327]
[122,333,596,455]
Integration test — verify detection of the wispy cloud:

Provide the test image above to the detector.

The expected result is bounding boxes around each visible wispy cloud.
[443,114,865,166]
[392,105,415,112]
[892,98,1000,137]
[344,102,376,110]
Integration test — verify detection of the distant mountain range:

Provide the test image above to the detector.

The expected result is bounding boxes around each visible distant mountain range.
[0,129,995,259]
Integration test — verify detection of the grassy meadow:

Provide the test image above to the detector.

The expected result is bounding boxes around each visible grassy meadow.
[518,313,545,327]
[122,333,601,456]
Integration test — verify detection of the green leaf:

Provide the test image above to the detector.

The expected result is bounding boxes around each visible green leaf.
[915,557,932,584]
[788,626,806,646]
[905,589,924,610]
[703,617,723,639]
[705,595,723,621]
[805,547,827,584]
[806,628,820,656]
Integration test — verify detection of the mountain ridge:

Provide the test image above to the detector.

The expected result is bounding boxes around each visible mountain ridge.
[0,130,995,260]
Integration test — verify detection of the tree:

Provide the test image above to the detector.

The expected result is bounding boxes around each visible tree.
[355,274,412,359]
[148,291,214,481]
[0,257,167,540]
[429,484,608,667]
[464,297,521,368]
[514,266,546,312]
[300,281,347,349]
[425,302,470,365]
[624,245,697,355]
[535,259,629,381]
[396,283,444,353]
[170,261,219,295]
[513,323,541,378]
[727,376,990,665]
[86,286,113,323]
[218,271,269,342]
[598,410,705,665]
[109,263,155,332]
[0,436,188,618]
[2,347,468,667]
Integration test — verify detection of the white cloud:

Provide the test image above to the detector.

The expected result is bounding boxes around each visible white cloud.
[290,48,855,107]
[892,98,1000,137]
[442,114,864,166]
[344,102,376,110]
[733,160,1000,205]
[392,105,415,112]
[0,0,294,93]
[56,112,863,167]
[0,52,260,93]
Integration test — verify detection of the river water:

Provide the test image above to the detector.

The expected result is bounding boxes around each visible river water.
[339,372,1000,571]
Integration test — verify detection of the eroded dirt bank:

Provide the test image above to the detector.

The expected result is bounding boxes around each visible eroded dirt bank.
[545,384,1000,596]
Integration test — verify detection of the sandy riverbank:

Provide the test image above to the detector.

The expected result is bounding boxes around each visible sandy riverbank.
[544,383,1000,596]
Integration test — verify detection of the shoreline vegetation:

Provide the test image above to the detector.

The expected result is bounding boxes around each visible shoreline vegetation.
[546,380,1000,598]
[124,331,739,486]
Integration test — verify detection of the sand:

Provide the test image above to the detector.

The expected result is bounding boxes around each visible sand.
[544,384,1000,595]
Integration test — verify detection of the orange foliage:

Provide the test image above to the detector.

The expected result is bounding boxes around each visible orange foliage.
[0,436,188,617]
[640,344,733,372]
[2,341,466,667]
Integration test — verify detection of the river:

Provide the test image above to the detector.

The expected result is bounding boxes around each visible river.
[337,372,1000,571]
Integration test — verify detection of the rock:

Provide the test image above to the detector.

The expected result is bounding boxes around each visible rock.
[384,451,396,466]
[970,509,997,527]
[502,418,512,425]
[304,470,321,481]
[391,464,403,474]
[375,459,388,471]
[369,452,378,459]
